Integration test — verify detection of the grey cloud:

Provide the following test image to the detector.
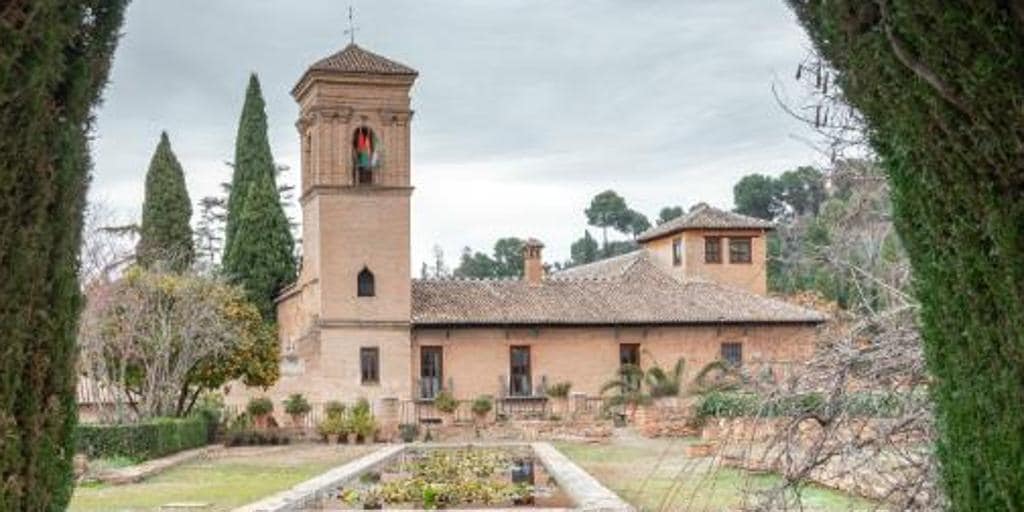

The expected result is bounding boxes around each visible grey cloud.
[90,0,822,269]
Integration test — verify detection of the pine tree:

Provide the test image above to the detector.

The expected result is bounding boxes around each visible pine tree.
[0,2,128,509]
[224,73,275,262]
[226,171,296,320]
[136,132,194,270]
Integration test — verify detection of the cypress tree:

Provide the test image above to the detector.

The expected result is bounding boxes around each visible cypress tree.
[136,132,194,271]
[789,2,1024,508]
[0,1,128,509]
[224,73,275,261]
[227,172,296,320]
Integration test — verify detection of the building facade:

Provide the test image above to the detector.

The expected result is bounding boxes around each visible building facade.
[227,43,825,410]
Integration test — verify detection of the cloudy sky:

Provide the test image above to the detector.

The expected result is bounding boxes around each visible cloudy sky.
[91,0,823,270]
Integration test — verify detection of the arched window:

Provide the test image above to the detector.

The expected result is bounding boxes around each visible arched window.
[357,267,375,297]
[352,126,380,186]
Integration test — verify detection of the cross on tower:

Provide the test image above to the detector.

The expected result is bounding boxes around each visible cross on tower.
[344,6,359,45]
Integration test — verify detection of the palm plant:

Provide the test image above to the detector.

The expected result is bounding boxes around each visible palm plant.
[600,364,650,418]
[690,360,743,395]
[645,357,685,398]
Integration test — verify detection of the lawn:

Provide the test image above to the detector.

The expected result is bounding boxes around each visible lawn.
[555,437,877,512]
[69,444,375,512]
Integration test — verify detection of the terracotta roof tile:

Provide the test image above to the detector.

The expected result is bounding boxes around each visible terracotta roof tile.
[411,252,825,326]
[637,203,774,242]
[307,44,417,76]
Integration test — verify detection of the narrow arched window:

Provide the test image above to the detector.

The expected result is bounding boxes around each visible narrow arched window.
[352,126,380,186]
[357,267,375,297]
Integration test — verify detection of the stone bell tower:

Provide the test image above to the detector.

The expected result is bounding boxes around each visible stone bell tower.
[283,43,418,401]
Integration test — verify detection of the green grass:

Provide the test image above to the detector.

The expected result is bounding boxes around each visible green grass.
[70,444,374,512]
[555,438,877,511]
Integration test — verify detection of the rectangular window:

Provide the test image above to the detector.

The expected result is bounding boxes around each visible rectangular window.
[360,347,379,384]
[729,237,752,264]
[721,342,743,367]
[672,237,683,267]
[619,343,640,367]
[509,346,532,397]
[704,237,722,263]
[420,346,443,399]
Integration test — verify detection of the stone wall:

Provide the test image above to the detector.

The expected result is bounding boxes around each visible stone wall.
[633,399,701,438]
[420,419,614,443]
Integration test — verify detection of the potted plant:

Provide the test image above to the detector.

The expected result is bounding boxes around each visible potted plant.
[399,423,419,443]
[246,396,274,428]
[350,398,375,443]
[433,389,458,425]
[283,393,312,428]
[546,381,572,417]
[471,395,493,425]
[315,416,336,443]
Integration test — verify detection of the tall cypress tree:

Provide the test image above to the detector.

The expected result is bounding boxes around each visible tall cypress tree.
[136,132,194,270]
[227,172,296,319]
[224,73,275,262]
[789,2,1024,508]
[0,1,128,509]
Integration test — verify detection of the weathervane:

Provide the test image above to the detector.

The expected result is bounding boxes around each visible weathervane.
[344,6,359,45]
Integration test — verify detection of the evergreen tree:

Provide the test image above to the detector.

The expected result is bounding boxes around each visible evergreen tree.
[733,173,781,220]
[790,2,1024,507]
[657,206,685,225]
[225,172,296,320]
[570,230,600,265]
[136,132,194,270]
[584,190,629,250]
[0,2,128,509]
[224,73,275,262]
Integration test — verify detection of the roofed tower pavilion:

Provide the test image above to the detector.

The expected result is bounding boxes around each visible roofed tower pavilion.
[275,44,418,402]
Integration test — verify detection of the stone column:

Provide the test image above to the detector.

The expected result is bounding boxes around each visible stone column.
[569,392,587,418]
[375,397,400,443]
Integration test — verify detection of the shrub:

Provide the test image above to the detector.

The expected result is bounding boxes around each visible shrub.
[350,413,377,443]
[283,393,311,417]
[546,381,572,398]
[246,396,273,417]
[325,400,346,419]
[194,393,225,443]
[433,390,458,414]
[471,395,493,416]
[77,416,209,461]
[695,391,914,419]
[352,397,371,417]
[349,398,377,442]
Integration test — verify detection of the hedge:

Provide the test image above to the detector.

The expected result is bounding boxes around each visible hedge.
[76,416,210,461]
[696,391,917,419]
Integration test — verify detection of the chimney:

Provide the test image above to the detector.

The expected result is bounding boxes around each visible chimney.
[522,238,545,285]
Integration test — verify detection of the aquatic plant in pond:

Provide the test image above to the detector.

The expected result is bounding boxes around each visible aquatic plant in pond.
[329,447,570,509]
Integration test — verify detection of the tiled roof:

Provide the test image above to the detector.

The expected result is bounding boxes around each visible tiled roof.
[637,203,774,242]
[551,250,646,280]
[411,252,825,326]
[307,44,418,76]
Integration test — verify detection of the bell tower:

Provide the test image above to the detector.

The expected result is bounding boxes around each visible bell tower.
[288,43,417,400]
